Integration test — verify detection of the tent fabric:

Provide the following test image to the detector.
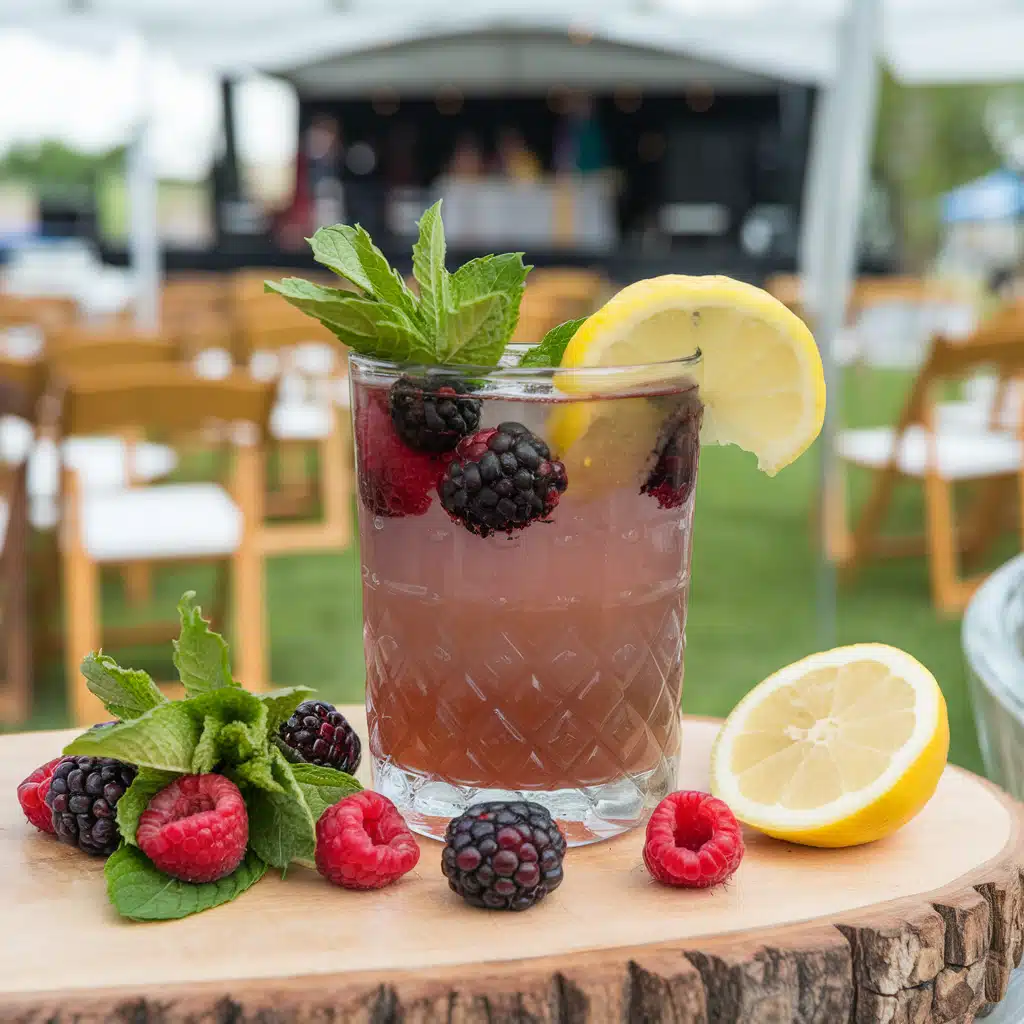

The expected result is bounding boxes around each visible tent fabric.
[5,0,1024,87]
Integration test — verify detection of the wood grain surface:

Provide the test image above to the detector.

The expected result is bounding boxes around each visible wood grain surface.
[2,710,1022,1023]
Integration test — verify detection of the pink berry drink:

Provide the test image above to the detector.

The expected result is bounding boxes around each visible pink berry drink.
[351,348,703,845]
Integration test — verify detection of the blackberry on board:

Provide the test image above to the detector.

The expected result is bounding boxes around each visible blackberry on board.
[389,374,482,453]
[278,700,362,774]
[45,755,137,857]
[438,422,568,537]
[442,800,567,911]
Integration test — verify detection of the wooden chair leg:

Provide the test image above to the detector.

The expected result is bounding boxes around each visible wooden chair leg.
[842,466,901,583]
[321,407,352,548]
[961,476,1013,570]
[61,471,105,724]
[923,470,960,615]
[0,467,31,724]
[231,444,267,693]
[121,562,152,608]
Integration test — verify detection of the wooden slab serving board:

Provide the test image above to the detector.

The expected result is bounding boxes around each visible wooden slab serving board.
[2,710,1024,1023]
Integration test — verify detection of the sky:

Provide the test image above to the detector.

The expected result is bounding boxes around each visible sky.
[0,30,298,180]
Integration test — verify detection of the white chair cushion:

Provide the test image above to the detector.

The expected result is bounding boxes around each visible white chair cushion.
[837,426,1022,480]
[271,401,332,442]
[27,436,178,501]
[291,342,336,377]
[0,416,34,464]
[193,347,234,380]
[78,482,242,562]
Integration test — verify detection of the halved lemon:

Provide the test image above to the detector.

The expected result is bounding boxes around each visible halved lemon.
[558,275,825,475]
[709,644,949,848]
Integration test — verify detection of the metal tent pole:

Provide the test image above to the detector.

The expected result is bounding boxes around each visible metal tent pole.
[126,50,161,331]
[798,0,882,650]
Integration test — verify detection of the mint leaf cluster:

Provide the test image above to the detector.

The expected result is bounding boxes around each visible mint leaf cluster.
[63,591,362,922]
[266,200,531,367]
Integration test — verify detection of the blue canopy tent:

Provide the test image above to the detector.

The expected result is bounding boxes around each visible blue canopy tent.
[942,170,1024,224]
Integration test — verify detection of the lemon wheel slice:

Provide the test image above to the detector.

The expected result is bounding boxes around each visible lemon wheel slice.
[558,274,825,475]
[547,397,668,501]
[709,644,949,847]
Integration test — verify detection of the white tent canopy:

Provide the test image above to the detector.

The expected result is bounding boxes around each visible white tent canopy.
[5,0,1024,88]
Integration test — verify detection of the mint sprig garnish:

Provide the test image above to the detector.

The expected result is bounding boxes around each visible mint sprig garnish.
[63,591,363,922]
[266,200,531,367]
[105,845,267,922]
[309,222,418,314]
[518,317,588,368]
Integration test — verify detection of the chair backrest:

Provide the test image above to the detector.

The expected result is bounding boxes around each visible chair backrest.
[0,356,47,422]
[47,327,181,377]
[900,303,1024,430]
[59,365,276,439]
[161,274,229,328]
[0,294,77,332]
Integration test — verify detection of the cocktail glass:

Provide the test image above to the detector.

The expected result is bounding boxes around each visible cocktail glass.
[350,347,703,845]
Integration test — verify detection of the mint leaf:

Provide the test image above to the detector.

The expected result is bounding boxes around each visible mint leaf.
[308,224,416,313]
[191,715,222,774]
[173,592,237,697]
[291,763,362,824]
[105,845,266,922]
[64,702,201,772]
[116,768,179,846]
[450,253,530,354]
[80,652,167,722]
[259,686,315,735]
[443,292,509,366]
[186,687,269,768]
[267,279,434,363]
[244,749,316,867]
[412,200,450,351]
[231,752,284,794]
[518,317,588,368]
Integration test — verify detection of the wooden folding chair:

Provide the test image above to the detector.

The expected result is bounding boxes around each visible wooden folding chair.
[57,365,276,724]
[0,357,46,722]
[230,318,352,556]
[835,304,1024,614]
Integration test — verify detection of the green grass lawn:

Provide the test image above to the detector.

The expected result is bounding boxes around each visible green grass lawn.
[14,368,989,775]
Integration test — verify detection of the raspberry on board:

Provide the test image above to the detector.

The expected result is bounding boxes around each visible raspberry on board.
[442,800,567,911]
[278,700,361,774]
[315,790,420,890]
[643,790,745,888]
[17,757,63,834]
[137,774,249,883]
